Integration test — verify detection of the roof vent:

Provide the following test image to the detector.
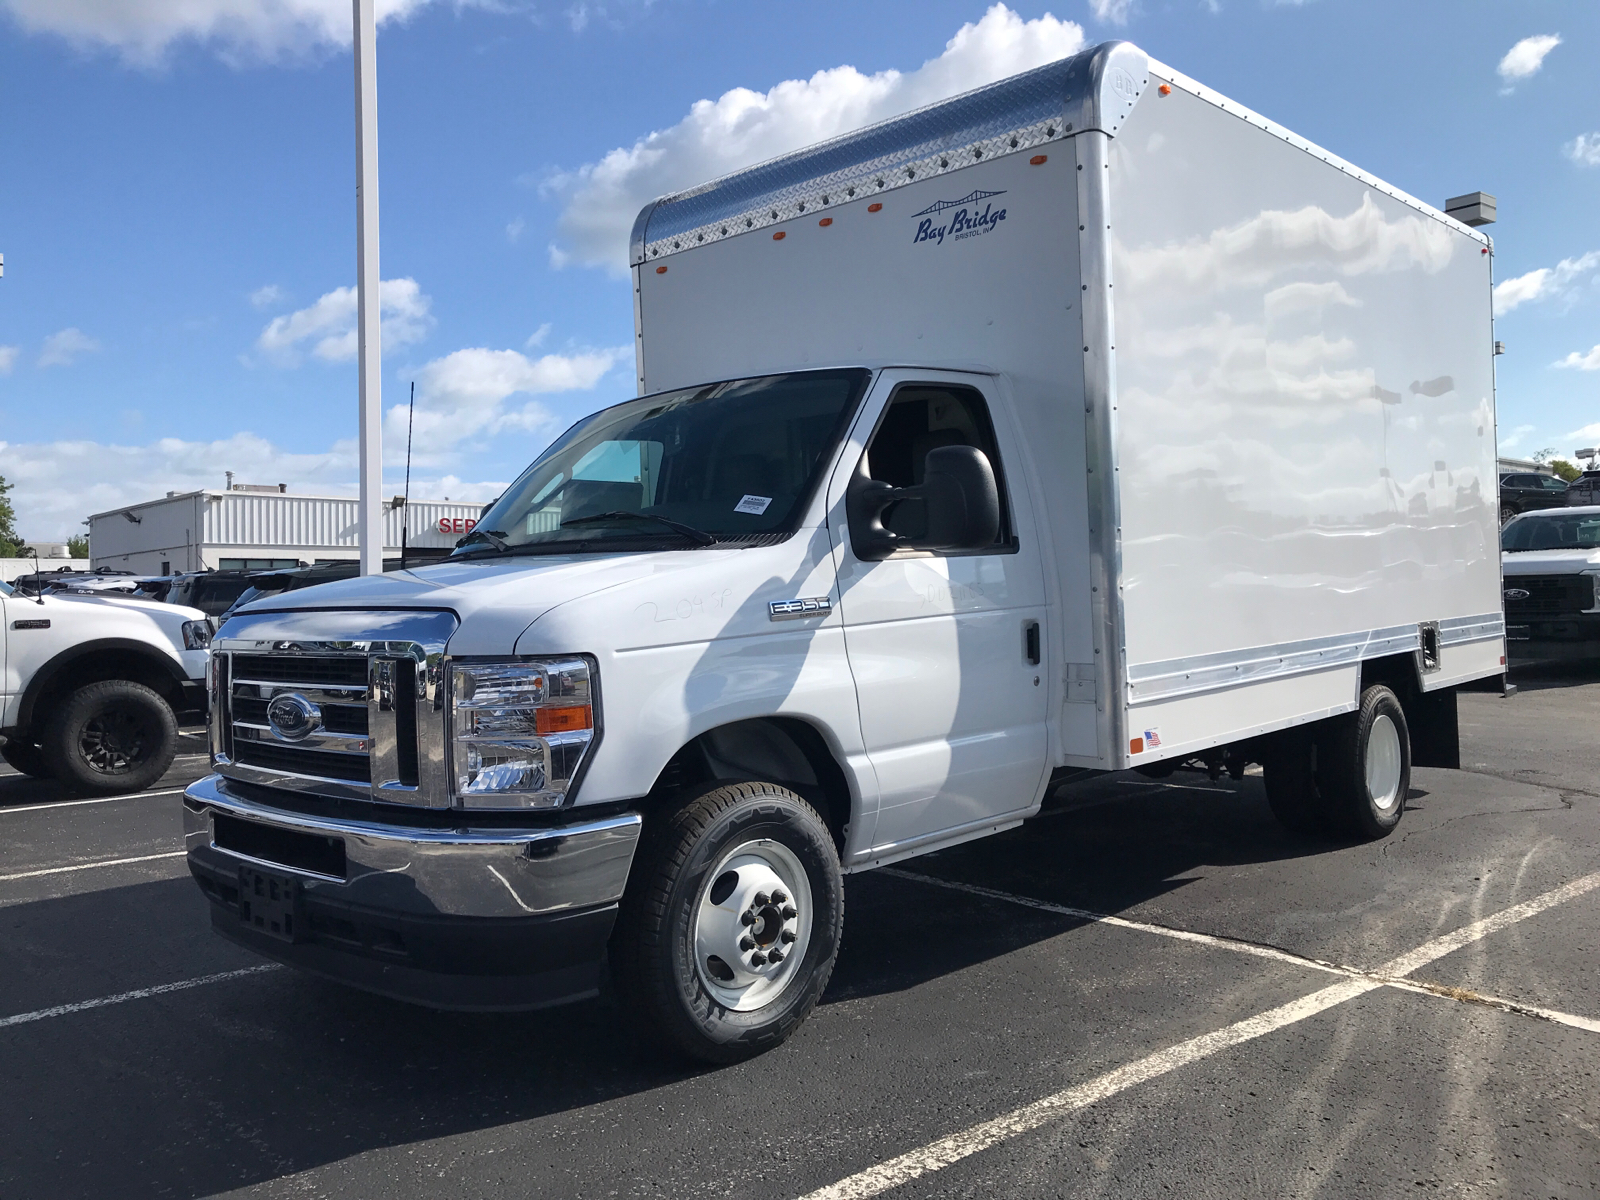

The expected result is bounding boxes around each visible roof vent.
[1445,192,1496,227]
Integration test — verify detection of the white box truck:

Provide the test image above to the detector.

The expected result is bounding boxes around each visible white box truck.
[183,41,1505,1061]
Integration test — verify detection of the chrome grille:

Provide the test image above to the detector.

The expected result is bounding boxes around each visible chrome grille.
[210,609,457,806]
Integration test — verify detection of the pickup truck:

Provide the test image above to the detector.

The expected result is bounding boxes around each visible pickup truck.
[1,578,211,792]
[1501,506,1600,661]
[180,41,1505,1063]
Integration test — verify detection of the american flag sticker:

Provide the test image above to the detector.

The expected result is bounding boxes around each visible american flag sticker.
[1143,728,1162,749]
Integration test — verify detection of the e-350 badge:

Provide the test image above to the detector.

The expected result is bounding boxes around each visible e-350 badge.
[769,597,833,621]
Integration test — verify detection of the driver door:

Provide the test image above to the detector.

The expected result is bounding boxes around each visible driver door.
[826,370,1049,858]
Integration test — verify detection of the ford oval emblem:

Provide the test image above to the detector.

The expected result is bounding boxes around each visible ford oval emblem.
[1503,588,1530,601]
[266,693,322,742]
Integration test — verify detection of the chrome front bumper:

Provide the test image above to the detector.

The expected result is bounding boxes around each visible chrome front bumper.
[182,774,642,1009]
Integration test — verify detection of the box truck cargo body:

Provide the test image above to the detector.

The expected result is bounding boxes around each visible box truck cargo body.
[183,41,1505,1061]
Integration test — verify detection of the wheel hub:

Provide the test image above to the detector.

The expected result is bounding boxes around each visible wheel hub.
[693,839,812,1011]
[1365,713,1403,811]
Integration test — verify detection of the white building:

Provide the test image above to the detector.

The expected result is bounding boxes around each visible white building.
[88,488,492,575]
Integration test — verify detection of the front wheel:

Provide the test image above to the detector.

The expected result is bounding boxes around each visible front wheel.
[610,781,843,1064]
[1500,503,1517,526]
[40,680,179,795]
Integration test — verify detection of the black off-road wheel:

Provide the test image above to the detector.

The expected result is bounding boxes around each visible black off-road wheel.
[1,738,53,779]
[1314,684,1410,841]
[610,781,844,1064]
[40,680,179,796]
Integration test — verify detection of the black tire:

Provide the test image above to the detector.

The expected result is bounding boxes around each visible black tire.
[1500,503,1517,526]
[1260,729,1325,836]
[610,781,844,1064]
[1314,685,1410,841]
[40,680,180,796]
[1,738,53,779]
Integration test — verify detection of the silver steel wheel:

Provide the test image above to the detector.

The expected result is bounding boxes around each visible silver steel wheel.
[1365,713,1403,812]
[692,838,813,1012]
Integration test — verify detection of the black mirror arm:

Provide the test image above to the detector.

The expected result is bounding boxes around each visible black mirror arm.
[846,463,910,561]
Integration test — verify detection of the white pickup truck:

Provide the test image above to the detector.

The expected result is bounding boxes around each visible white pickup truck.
[1,577,211,792]
[181,41,1506,1062]
[1501,506,1600,661]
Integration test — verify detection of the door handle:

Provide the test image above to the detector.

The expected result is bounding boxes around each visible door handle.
[1023,620,1040,666]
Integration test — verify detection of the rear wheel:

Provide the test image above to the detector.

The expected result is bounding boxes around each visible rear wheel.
[1500,503,1517,526]
[40,680,179,796]
[1,738,53,779]
[1260,729,1324,836]
[1314,685,1410,840]
[610,781,843,1064]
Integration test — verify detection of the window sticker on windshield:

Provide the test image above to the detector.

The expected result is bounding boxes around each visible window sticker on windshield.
[735,495,773,515]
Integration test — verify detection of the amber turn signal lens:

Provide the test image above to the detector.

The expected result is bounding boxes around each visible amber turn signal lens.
[867,203,883,213]
[536,705,593,735]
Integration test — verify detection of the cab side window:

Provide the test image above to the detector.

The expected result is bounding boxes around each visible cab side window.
[862,384,1014,550]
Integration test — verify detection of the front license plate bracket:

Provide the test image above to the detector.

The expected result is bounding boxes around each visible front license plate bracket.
[238,866,300,942]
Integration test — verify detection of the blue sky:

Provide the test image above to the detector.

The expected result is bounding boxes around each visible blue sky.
[0,0,1596,540]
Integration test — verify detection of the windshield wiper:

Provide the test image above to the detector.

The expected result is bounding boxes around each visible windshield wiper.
[456,528,511,553]
[560,511,717,546]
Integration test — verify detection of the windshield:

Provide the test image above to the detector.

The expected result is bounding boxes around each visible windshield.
[1502,512,1600,552]
[460,369,869,556]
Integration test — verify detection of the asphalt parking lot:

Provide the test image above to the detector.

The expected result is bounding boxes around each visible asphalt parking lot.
[5,671,1599,1200]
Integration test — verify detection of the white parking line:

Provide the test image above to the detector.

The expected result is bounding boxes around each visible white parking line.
[0,850,187,883]
[0,787,186,815]
[887,869,1600,1035]
[0,965,283,1030]
[808,870,1600,1200]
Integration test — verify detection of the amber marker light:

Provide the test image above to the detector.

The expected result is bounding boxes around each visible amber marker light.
[867,203,883,213]
[1029,155,1048,165]
[773,231,786,240]
[818,217,833,226]
[536,705,593,735]
[1158,84,1171,96]
[655,265,667,274]
[1129,737,1145,754]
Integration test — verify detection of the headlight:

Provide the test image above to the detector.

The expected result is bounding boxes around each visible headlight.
[182,619,212,650]
[450,657,596,808]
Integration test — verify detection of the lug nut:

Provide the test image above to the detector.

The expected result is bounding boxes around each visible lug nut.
[754,892,770,906]
[751,952,768,966]
[740,912,756,926]
[780,930,796,944]
[781,905,797,920]
[739,935,755,951]
[771,889,787,904]
[768,949,784,963]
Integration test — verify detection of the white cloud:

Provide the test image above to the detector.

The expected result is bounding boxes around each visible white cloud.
[1492,250,1600,315]
[1089,0,1133,23]
[249,283,285,308]
[506,217,526,244]
[1567,422,1600,443]
[0,345,18,374]
[544,4,1085,275]
[0,0,436,66]
[38,327,101,368]
[1555,344,1600,371]
[1497,34,1561,89]
[256,277,432,365]
[1566,133,1600,167]
[0,339,627,535]
[525,322,552,348]
[394,344,629,453]
[1498,423,1536,451]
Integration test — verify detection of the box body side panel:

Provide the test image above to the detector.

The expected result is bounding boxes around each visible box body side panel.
[1107,78,1501,743]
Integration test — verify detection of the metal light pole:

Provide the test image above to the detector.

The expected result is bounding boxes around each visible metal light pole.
[353,0,383,576]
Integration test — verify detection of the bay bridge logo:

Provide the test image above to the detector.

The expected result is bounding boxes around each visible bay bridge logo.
[912,190,1008,247]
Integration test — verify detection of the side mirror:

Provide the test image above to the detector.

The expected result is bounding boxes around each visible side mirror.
[846,445,1000,560]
